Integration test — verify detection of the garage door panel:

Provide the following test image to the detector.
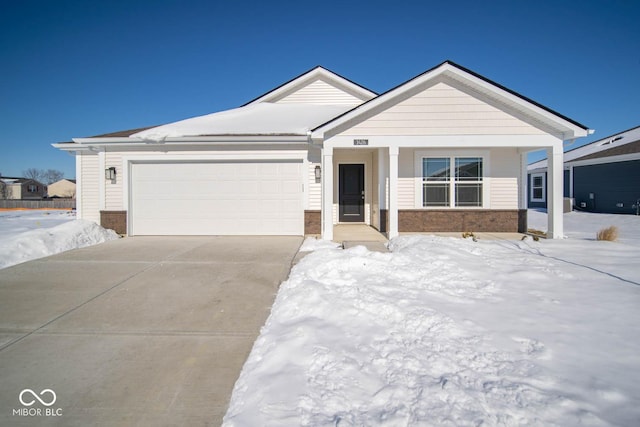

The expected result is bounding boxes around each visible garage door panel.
[131,161,303,235]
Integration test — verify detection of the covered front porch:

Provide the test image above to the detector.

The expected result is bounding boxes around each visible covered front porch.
[319,142,566,241]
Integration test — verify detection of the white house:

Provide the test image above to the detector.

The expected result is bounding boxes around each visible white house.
[54,61,589,238]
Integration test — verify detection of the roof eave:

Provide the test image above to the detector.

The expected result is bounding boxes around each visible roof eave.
[54,135,309,151]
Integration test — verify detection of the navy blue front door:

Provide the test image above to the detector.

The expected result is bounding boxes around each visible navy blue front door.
[339,164,365,222]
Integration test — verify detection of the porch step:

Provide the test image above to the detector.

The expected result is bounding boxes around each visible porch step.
[342,241,390,253]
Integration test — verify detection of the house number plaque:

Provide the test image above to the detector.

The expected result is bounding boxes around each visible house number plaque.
[353,139,369,146]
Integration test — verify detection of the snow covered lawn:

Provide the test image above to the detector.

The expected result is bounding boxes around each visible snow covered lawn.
[0,210,119,270]
[224,211,640,426]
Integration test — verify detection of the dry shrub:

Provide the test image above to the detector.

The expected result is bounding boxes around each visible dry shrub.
[597,226,619,241]
[527,228,547,242]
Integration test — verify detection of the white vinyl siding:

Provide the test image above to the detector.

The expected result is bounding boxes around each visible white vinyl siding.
[398,178,414,209]
[105,152,124,210]
[340,82,546,136]
[397,148,414,209]
[308,162,322,210]
[490,178,519,209]
[275,79,364,105]
[79,153,100,223]
[489,148,521,209]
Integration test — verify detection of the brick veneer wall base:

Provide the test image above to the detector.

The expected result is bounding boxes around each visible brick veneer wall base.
[100,210,127,235]
[304,210,321,235]
[399,209,527,233]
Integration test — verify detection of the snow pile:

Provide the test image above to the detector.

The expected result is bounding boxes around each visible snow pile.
[224,214,640,426]
[0,210,120,269]
[131,103,352,142]
[298,237,342,252]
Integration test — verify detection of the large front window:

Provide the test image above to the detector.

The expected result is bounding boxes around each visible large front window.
[423,157,483,207]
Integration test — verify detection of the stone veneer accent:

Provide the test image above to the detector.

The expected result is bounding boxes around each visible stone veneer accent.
[398,209,527,233]
[100,210,127,235]
[304,210,321,235]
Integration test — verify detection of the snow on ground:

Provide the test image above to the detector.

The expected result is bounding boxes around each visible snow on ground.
[0,210,119,270]
[299,237,342,252]
[224,211,640,426]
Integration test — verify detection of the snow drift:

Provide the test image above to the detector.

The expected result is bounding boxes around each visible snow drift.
[0,211,120,269]
[224,211,640,426]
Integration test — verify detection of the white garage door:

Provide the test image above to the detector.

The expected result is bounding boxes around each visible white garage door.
[130,161,303,235]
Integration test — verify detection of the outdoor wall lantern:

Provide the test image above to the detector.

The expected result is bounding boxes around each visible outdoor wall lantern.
[314,165,321,180]
[105,167,116,181]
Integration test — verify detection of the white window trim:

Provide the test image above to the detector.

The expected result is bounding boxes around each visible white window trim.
[414,149,490,209]
[530,172,546,203]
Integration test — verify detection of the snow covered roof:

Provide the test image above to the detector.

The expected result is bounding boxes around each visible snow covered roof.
[130,103,354,142]
[528,124,640,170]
[0,177,39,185]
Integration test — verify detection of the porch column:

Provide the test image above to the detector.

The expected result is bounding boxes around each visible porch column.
[378,148,388,231]
[547,143,564,238]
[388,146,399,239]
[519,151,528,210]
[321,147,334,240]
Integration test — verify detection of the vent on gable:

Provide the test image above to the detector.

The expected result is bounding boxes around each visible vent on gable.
[601,136,623,146]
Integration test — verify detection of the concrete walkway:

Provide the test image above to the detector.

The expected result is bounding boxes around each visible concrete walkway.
[0,236,302,426]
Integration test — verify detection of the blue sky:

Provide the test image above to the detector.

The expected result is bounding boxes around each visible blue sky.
[1,0,638,179]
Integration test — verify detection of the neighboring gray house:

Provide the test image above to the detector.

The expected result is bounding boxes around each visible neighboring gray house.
[528,125,640,214]
[0,177,47,200]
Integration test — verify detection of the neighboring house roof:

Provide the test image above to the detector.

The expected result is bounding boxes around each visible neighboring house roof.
[570,132,640,162]
[50,178,76,185]
[529,124,640,170]
[311,60,589,141]
[0,177,44,185]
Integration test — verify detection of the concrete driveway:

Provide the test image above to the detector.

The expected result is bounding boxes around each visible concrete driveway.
[0,236,302,426]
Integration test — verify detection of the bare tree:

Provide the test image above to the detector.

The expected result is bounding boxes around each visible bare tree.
[43,169,64,185]
[23,168,43,182]
[21,168,64,184]
[0,181,7,200]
